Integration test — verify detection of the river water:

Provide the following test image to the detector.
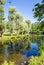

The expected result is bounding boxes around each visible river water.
[0,35,44,65]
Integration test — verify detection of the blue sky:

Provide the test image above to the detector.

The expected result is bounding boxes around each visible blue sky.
[4,0,41,23]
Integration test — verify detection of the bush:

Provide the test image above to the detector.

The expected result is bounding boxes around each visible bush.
[28,51,44,65]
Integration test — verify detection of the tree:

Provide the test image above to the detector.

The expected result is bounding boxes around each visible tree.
[0,0,6,5]
[8,6,17,21]
[33,0,44,21]
[31,22,37,32]
[30,21,44,34]
[14,12,23,34]
[39,21,44,31]
[15,12,23,22]
[8,6,17,33]
[8,6,23,34]
[25,20,31,33]
[0,0,5,36]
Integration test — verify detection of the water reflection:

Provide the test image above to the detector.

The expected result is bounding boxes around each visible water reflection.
[0,35,44,65]
[23,35,44,57]
[23,43,39,57]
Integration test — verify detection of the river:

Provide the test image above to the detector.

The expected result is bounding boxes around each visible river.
[0,35,44,65]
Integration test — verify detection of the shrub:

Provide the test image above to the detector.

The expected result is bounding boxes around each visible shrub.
[28,51,44,65]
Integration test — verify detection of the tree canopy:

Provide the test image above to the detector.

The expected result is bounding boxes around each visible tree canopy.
[33,0,44,21]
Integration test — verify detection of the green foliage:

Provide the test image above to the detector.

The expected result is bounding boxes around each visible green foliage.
[39,21,44,31]
[0,34,30,52]
[0,0,31,34]
[9,6,16,13]
[33,0,44,21]
[2,61,16,65]
[31,21,44,33]
[0,34,30,44]
[0,0,43,35]
[0,6,4,12]
[25,20,31,33]
[0,0,5,35]
[12,33,17,36]
[4,33,13,36]
[8,6,16,21]
[0,37,2,44]
[3,38,10,45]
[0,34,1,37]
[39,44,44,51]
[2,61,8,65]
[28,35,44,65]
[15,12,23,22]
[28,51,44,65]
[0,0,6,5]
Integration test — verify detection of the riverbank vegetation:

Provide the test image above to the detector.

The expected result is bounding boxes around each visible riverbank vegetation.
[28,50,44,65]
[0,0,44,65]
[0,0,44,37]
[28,43,44,65]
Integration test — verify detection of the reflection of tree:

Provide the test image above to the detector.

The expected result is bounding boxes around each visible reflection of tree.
[30,35,42,44]
[13,35,30,53]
